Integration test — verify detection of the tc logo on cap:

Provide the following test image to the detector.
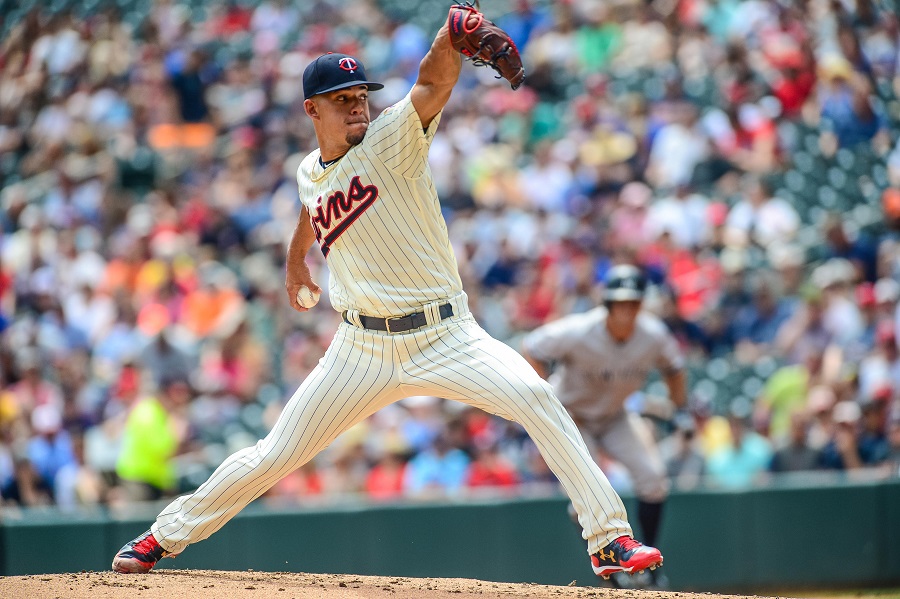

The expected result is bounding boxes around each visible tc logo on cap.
[302,52,384,99]
[338,57,358,73]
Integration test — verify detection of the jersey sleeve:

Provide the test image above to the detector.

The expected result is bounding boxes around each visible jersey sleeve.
[522,316,581,363]
[295,152,319,209]
[655,327,685,375]
[364,91,441,178]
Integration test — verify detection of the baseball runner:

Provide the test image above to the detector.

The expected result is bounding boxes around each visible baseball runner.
[112,6,662,582]
[522,265,687,589]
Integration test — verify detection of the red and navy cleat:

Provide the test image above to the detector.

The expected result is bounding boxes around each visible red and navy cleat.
[112,530,173,573]
[591,536,663,580]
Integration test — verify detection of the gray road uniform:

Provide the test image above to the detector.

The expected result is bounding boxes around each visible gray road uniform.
[522,307,684,502]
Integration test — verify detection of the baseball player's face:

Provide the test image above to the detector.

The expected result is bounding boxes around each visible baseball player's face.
[306,85,371,148]
[607,300,641,327]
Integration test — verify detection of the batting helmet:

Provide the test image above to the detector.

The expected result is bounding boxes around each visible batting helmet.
[603,264,646,303]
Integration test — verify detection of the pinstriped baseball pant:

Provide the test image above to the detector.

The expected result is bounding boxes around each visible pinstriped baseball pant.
[153,301,633,555]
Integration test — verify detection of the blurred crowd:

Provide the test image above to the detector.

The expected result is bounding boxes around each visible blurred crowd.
[1,0,900,510]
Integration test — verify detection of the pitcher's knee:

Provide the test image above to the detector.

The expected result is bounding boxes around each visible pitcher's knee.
[478,380,564,425]
[519,379,558,408]
[253,437,304,475]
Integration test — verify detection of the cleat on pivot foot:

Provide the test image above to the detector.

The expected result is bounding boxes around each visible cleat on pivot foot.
[590,536,663,580]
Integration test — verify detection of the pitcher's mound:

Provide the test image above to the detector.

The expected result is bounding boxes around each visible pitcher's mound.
[1,569,764,599]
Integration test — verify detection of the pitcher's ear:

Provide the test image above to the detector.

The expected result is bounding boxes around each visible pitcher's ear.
[304,99,318,119]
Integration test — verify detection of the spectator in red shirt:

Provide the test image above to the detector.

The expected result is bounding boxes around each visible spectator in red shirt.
[771,62,816,118]
[213,0,252,37]
[717,104,779,173]
[466,443,519,489]
[365,451,407,501]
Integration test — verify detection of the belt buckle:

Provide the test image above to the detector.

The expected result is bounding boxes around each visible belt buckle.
[384,317,395,334]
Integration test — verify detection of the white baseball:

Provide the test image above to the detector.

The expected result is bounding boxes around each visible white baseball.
[295,285,321,308]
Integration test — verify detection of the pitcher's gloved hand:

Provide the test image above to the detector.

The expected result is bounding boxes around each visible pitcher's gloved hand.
[447,3,525,90]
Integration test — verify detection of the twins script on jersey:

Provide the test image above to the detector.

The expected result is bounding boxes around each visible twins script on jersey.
[296,93,464,318]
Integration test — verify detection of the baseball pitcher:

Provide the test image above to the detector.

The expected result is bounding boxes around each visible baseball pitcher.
[112,6,662,582]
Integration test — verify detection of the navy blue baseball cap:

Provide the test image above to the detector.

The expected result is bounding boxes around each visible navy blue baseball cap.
[302,52,384,99]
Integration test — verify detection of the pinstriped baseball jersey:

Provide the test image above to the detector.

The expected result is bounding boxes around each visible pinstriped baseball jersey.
[296,92,463,318]
[152,302,633,556]
[523,308,684,423]
[141,85,640,569]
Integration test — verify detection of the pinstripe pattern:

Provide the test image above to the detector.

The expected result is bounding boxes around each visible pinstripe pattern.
[395,314,632,550]
[153,306,631,555]
[154,325,406,553]
[148,87,635,560]
[296,92,461,318]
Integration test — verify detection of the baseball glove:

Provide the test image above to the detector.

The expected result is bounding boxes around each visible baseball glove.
[447,2,525,90]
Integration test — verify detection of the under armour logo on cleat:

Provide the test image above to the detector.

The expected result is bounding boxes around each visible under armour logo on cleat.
[597,549,614,561]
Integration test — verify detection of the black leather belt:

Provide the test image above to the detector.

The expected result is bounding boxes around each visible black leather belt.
[343,303,454,333]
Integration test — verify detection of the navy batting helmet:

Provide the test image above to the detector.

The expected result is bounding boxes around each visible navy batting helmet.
[603,265,646,302]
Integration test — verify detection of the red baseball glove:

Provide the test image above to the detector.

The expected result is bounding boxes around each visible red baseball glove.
[447,2,525,90]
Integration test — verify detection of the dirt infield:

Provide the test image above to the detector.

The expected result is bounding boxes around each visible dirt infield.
[0,570,771,599]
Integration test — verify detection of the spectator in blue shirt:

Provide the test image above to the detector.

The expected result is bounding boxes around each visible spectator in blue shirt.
[707,400,773,488]
[818,55,887,150]
[730,271,793,361]
[403,429,471,497]
[26,404,75,493]
[497,0,554,53]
